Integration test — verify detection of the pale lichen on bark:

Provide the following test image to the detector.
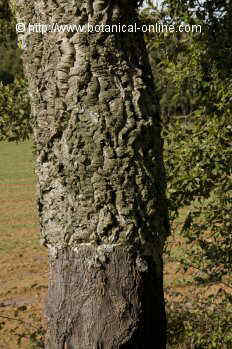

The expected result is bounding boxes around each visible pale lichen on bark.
[11,0,169,263]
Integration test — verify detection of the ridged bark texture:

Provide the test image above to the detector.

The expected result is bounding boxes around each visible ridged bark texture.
[11,0,170,347]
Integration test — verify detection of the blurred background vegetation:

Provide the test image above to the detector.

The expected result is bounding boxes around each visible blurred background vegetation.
[0,0,31,142]
[0,0,231,347]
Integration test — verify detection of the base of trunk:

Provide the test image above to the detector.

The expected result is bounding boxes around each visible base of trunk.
[45,245,166,349]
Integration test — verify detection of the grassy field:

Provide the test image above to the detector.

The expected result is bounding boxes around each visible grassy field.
[0,141,47,348]
[0,141,231,348]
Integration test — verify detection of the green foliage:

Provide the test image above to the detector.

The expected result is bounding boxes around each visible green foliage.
[141,0,232,286]
[141,0,232,119]
[141,2,232,347]
[140,2,202,118]
[166,292,232,349]
[0,78,31,141]
[163,113,231,284]
[0,0,29,142]
[0,0,23,80]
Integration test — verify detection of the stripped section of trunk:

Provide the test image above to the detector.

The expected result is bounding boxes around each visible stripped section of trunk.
[46,245,166,348]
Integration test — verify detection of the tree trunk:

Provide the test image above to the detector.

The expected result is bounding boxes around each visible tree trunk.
[11,0,170,348]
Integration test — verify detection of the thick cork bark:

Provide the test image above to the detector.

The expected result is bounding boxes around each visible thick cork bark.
[10,0,170,347]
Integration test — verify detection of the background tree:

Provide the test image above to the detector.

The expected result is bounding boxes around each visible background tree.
[10,0,170,348]
[0,0,23,82]
[0,0,31,141]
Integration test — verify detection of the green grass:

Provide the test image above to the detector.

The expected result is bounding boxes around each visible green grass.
[0,141,48,349]
[0,140,38,254]
[0,141,35,184]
